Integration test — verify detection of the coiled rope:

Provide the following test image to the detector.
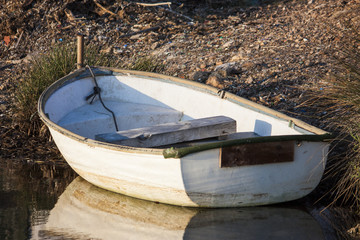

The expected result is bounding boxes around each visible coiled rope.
[85,65,119,131]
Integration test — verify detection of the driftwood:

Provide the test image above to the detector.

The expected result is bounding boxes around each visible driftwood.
[117,24,172,39]
[64,8,76,21]
[162,8,194,22]
[136,2,172,7]
[93,0,118,17]
[135,2,193,23]
[15,31,24,49]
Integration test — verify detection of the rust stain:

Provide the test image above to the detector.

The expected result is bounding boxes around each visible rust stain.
[252,193,269,198]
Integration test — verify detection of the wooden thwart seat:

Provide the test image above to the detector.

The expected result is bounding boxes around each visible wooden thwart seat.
[95,116,236,148]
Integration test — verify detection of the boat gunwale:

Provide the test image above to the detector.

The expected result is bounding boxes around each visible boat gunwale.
[38,66,331,158]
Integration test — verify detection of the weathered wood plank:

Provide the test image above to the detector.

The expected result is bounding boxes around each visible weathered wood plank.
[162,131,260,148]
[95,116,236,148]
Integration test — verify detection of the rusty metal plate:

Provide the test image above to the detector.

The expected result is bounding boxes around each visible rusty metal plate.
[220,141,295,168]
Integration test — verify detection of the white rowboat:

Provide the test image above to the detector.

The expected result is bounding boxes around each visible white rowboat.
[38,66,330,207]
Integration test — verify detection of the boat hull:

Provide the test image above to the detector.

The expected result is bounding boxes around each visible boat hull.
[39,67,330,207]
[49,128,328,207]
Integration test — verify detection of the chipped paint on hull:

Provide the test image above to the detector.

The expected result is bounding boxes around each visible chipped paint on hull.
[50,128,329,207]
[73,168,196,207]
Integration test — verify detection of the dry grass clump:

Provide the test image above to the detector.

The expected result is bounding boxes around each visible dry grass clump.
[14,43,165,137]
[327,53,360,209]
[128,57,165,73]
[15,42,116,136]
[308,36,360,209]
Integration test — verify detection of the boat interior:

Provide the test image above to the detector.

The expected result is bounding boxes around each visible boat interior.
[43,71,318,149]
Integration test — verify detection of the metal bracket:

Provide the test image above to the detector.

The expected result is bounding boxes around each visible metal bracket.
[218,90,226,99]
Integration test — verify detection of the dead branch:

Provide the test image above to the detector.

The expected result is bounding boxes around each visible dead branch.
[134,2,193,23]
[15,31,24,49]
[135,2,172,7]
[93,0,118,17]
[161,8,194,23]
[118,24,172,39]
[64,8,76,21]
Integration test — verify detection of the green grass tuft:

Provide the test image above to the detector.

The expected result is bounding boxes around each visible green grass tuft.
[15,42,117,135]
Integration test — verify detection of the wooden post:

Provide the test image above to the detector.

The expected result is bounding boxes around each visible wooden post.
[77,34,84,69]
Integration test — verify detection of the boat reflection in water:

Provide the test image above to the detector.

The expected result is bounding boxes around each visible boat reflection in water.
[40,177,324,239]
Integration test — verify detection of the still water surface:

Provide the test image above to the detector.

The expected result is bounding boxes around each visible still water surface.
[0,159,341,239]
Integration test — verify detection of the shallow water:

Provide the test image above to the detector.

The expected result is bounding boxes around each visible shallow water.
[0,158,344,239]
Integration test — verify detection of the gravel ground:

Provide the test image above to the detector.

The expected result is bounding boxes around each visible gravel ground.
[0,0,360,165]
[1,0,360,237]
[2,0,358,160]
[0,0,359,159]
